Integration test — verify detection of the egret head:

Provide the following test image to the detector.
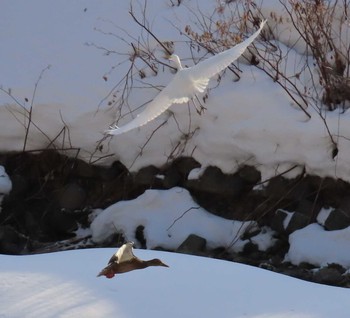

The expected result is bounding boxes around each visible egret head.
[166,54,183,70]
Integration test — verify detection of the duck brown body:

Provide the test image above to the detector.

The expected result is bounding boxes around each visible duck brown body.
[97,242,169,279]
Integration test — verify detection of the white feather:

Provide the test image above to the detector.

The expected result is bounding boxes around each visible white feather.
[107,20,266,136]
[113,242,135,263]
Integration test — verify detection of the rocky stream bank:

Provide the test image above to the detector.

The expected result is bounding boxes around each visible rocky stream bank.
[1,150,350,287]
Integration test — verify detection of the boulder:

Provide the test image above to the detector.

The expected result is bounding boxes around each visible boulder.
[0,225,26,254]
[286,212,310,234]
[313,266,345,286]
[295,199,321,219]
[324,208,350,231]
[270,209,310,234]
[270,209,289,233]
[177,234,206,254]
[133,166,161,186]
[44,208,78,239]
[186,166,254,196]
[5,174,28,198]
[164,157,201,187]
[59,183,87,210]
[237,165,261,184]
[70,158,97,178]
[162,166,181,188]
[96,160,129,181]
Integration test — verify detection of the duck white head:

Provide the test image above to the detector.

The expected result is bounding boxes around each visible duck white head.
[116,241,135,263]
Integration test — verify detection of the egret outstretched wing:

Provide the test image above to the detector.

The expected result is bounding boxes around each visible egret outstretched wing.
[107,20,266,136]
[106,70,194,135]
[190,21,266,80]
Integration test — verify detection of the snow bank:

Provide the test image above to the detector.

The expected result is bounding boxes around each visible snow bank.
[285,223,350,268]
[91,187,270,252]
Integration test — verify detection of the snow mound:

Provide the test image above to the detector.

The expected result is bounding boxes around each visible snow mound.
[285,223,350,268]
[91,187,267,252]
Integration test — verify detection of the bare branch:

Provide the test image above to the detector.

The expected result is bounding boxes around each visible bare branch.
[129,6,173,55]
[167,206,200,231]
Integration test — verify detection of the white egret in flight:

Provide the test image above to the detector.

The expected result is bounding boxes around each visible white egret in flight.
[107,20,266,135]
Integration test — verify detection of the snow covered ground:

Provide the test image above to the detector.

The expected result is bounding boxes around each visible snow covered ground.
[1,248,349,318]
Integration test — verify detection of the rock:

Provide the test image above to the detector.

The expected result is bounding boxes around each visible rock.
[339,196,350,215]
[44,208,78,238]
[135,225,147,249]
[237,165,261,184]
[324,208,350,231]
[231,192,267,221]
[313,266,345,286]
[264,175,326,206]
[266,239,289,258]
[186,166,248,196]
[59,183,87,210]
[295,199,321,219]
[285,211,310,234]
[95,160,128,181]
[172,157,201,177]
[185,166,263,220]
[163,157,201,188]
[0,225,26,254]
[177,234,206,254]
[162,166,181,188]
[242,242,259,256]
[298,262,316,270]
[72,159,97,178]
[270,209,289,233]
[133,166,161,186]
[259,262,276,271]
[279,267,314,282]
[270,209,310,234]
[6,174,28,198]
[24,211,43,240]
[318,177,350,207]
[264,176,300,201]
